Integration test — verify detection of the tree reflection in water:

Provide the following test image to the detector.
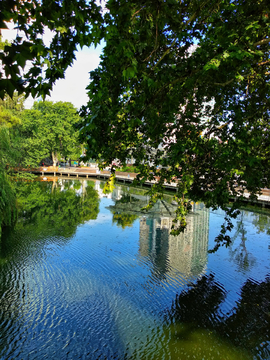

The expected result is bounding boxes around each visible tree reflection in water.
[165,273,270,359]
[229,211,257,273]
[1,180,269,359]
[15,178,100,238]
[0,179,100,261]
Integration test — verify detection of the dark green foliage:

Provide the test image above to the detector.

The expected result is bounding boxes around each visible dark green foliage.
[0,90,26,236]
[78,0,270,246]
[0,128,17,235]
[0,0,103,99]
[1,0,269,249]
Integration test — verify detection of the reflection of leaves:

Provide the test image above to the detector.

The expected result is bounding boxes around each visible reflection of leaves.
[251,212,270,235]
[112,212,138,229]
[229,245,256,273]
[229,211,256,272]
[165,274,270,359]
[117,194,139,204]
[0,172,17,231]
[165,274,226,329]
[72,180,83,190]
[14,179,100,238]
[222,276,270,352]
[231,211,247,241]
[0,179,100,264]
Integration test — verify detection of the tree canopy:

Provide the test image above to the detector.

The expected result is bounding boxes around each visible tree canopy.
[0,0,103,98]
[18,101,81,167]
[1,0,270,247]
[80,0,270,245]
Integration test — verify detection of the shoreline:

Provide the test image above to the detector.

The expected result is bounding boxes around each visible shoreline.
[13,166,270,209]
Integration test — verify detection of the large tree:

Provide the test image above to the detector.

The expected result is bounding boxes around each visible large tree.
[80,0,270,245]
[1,0,269,247]
[18,101,81,167]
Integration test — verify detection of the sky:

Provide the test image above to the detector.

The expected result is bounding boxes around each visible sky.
[1,27,103,110]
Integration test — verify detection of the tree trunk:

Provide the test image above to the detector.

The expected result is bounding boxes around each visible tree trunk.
[52,151,58,167]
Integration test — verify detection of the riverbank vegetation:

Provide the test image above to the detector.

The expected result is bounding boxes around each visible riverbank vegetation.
[0,89,25,235]
[0,88,82,237]
[115,165,139,174]
[1,0,269,248]
[0,127,17,235]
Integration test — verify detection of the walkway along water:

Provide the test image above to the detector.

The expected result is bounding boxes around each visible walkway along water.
[19,165,270,208]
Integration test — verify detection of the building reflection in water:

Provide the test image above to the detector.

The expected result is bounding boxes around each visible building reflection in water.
[139,202,209,281]
[79,179,209,282]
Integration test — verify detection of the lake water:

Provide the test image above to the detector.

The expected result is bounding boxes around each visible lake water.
[0,178,270,360]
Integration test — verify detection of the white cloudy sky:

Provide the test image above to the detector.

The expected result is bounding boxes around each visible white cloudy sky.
[38,45,103,110]
[1,27,103,110]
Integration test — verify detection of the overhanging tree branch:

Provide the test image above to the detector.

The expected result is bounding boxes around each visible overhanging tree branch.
[253,38,270,47]
[213,78,235,87]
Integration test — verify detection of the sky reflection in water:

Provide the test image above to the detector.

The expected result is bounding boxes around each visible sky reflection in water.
[0,178,269,359]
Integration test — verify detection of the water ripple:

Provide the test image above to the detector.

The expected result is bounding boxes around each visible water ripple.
[0,189,268,360]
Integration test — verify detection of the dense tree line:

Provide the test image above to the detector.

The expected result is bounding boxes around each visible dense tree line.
[0,88,82,237]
